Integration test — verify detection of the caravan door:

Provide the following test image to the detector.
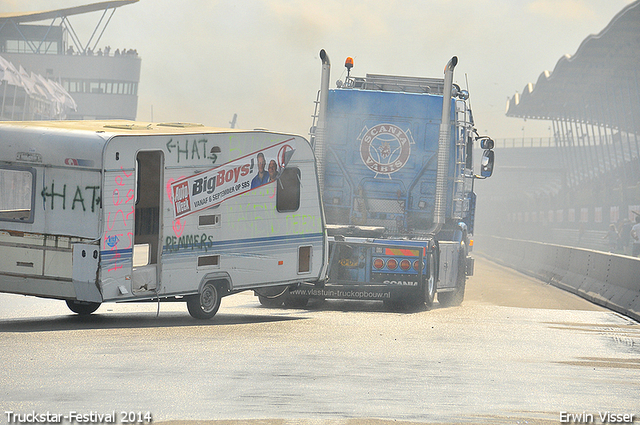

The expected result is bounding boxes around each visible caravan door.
[132,150,164,293]
[100,149,163,300]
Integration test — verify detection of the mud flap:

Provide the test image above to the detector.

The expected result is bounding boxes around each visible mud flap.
[466,256,474,276]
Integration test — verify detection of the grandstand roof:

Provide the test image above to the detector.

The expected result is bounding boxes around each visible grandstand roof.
[506,0,640,133]
[0,1,138,24]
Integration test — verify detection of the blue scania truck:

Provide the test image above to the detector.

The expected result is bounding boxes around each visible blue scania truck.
[258,50,494,309]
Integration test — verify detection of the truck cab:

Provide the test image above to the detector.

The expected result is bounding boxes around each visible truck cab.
[275,51,494,309]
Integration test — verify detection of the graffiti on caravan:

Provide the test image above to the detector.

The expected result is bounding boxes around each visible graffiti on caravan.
[170,138,296,219]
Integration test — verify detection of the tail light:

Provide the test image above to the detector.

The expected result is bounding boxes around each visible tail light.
[413,260,422,271]
[399,259,411,271]
[373,258,385,269]
[386,258,398,270]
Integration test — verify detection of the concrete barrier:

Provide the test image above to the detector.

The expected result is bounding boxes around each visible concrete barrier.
[477,235,640,322]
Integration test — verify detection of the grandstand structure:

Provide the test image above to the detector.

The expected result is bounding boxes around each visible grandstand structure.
[0,0,140,121]
[477,0,640,252]
[0,54,77,120]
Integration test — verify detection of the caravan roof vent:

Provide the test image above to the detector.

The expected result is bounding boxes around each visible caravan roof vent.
[157,122,204,128]
[103,124,151,131]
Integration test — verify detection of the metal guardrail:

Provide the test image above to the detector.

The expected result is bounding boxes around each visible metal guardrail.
[477,235,640,322]
[494,137,555,148]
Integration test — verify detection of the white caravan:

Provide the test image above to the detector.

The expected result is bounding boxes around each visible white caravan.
[0,121,327,319]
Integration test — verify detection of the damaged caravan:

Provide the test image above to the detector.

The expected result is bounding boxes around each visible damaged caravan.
[0,121,327,319]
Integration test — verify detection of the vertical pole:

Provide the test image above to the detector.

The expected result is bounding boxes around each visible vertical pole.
[11,84,17,120]
[594,100,614,176]
[1,80,6,119]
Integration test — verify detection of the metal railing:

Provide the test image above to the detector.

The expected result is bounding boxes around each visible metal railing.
[494,137,556,148]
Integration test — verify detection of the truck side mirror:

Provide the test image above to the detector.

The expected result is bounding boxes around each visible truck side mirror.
[479,137,494,149]
[480,149,494,178]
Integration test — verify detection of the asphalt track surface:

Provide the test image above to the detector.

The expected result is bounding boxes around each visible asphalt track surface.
[1,256,639,425]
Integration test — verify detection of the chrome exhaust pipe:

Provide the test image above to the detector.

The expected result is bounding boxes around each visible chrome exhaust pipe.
[431,56,458,234]
[315,49,331,193]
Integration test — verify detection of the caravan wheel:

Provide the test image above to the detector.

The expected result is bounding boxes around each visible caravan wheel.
[66,300,101,315]
[187,282,221,319]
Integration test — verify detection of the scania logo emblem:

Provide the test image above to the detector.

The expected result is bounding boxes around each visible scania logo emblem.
[359,123,412,176]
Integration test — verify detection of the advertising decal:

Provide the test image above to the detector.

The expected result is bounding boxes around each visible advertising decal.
[170,138,295,219]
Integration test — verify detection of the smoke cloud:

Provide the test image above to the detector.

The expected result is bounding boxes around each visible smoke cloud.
[0,0,633,139]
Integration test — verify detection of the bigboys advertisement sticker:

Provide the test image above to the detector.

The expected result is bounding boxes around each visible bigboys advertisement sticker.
[171,138,295,219]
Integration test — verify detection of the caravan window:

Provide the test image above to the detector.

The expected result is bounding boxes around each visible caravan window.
[276,167,301,212]
[0,167,35,223]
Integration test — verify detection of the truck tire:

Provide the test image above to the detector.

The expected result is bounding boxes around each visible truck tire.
[423,251,437,309]
[383,299,406,311]
[66,300,101,315]
[256,285,288,307]
[398,251,437,311]
[438,253,466,307]
[398,245,438,311]
[258,294,285,307]
[283,296,309,308]
[187,282,221,319]
[275,286,309,308]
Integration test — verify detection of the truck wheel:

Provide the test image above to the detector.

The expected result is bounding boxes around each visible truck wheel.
[66,300,101,315]
[258,295,284,307]
[277,286,309,308]
[283,295,309,308]
[282,289,309,308]
[423,252,437,309]
[383,299,407,311]
[187,282,221,319]
[438,254,466,307]
[256,285,288,307]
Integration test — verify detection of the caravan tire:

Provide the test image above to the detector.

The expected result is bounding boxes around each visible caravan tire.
[66,300,101,315]
[187,282,221,319]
